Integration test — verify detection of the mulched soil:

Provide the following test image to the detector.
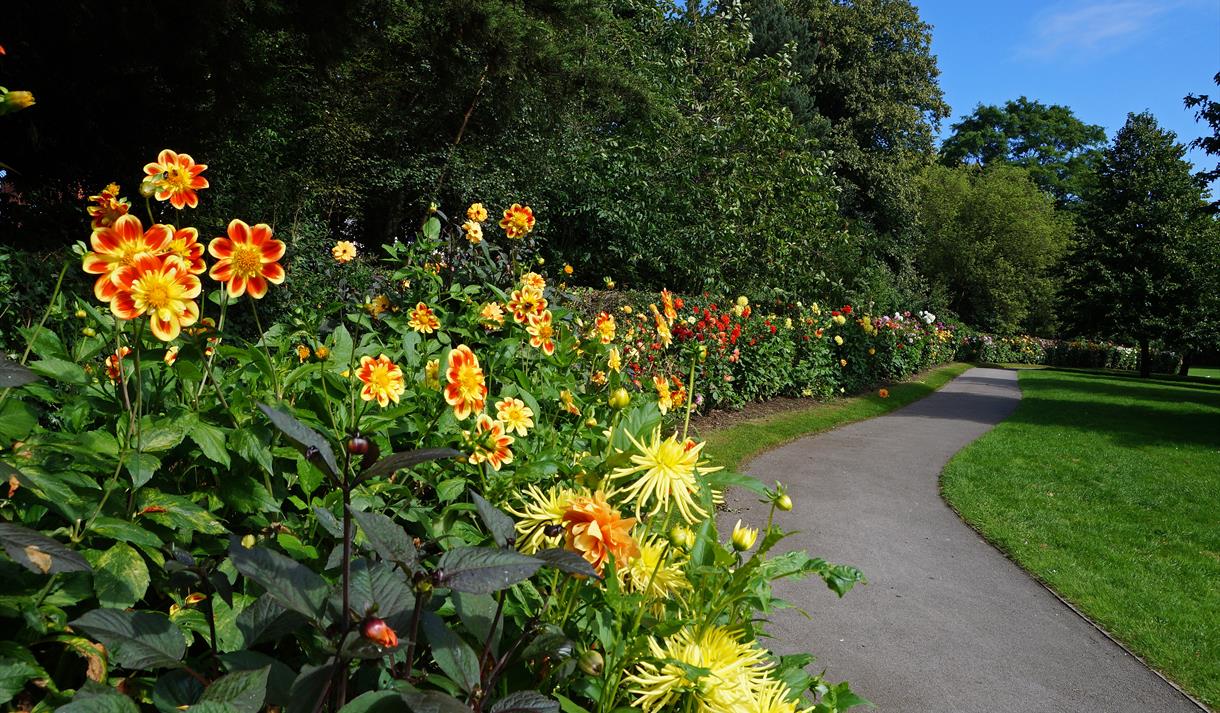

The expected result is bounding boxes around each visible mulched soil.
[688,395,825,438]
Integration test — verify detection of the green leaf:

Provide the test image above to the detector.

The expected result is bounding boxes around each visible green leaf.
[235,594,307,648]
[338,691,408,713]
[28,357,88,385]
[399,690,471,713]
[470,492,516,547]
[229,541,330,622]
[0,657,41,705]
[219,474,278,514]
[257,404,340,480]
[434,547,542,594]
[152,670,204,713]
[124,452,161,489]
[533,549,599,580]
[88,543,150,609]
[0,353,39,388]
[216,652,296,707]
[349,559,415,621]
[199,666,269,713]
[0,522,91,575]
[190,420,231,467]
[136,490,227,535]
[0,399,36,442]
[58,682,140,713]
[702,469,767,495]
[419,611,480,693]
[490,691,560,713]
[359,448,461,481]
[452,591,500,657]
[70,609,186,670]
[89,517,162,549]
[352,510,418,571]
[139,414,193,452]
[553,694,591,713]
[286,663,335,713]
[422,216,441,240]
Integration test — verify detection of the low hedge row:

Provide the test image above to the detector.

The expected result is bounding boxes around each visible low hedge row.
[956,333,1182,374]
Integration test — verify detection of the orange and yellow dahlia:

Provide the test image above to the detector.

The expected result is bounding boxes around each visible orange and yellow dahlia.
[164,226,207,275]
[507,288,546,324]
[526,309,557,356]
[356,354,406,408]
[207,219,286,299]
[109,253,202,341]
[562,490,638,575]
[466,414,515,471]
[594,312,616,344]
[82,214,173,303]
[444,344,487,420]
[407,302,441,334]
[86,183,130,229]
[499,203,535,239]
[143,149,209,210]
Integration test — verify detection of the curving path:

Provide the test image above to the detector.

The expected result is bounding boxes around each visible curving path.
[724,367,1202,713]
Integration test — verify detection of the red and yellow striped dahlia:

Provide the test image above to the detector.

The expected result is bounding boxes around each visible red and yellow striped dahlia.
[109,254,202,341]
[143,149,209,209]
[82,214,173,303]
[356,354,406,408]
[466,414,515,471]
[207,219,286,299]
[164,226,207,275]
[444,344,487,420]
[499,203,535,239]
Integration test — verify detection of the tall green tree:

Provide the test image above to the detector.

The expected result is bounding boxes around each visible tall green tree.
[1184,72,1220,202]
[940,97,1106,205]
[1063,112,1212,377]
[915,164,1072,334]
[745,0,949,248]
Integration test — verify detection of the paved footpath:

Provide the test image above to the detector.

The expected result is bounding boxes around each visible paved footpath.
[724,367,1203,713]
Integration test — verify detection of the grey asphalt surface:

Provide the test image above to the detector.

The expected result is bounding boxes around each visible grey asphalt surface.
[724,367,1203,713]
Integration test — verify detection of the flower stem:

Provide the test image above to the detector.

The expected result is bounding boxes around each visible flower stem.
[248,299,281,400]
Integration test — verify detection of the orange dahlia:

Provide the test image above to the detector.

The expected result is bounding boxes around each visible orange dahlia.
[660,289,677,324]
[466,414,515,471]
[86,183,130,229]
[563,490,638,575]
[164,226,207,275]
[207,219,286,299]
[110,254,202,342]
[105,346,132,383]
[407,302,441,334]
[143,149,209,210]
[595,312,616,344]
[499,203,535,239]
[444,344,487,420]
[357,354,406,408]
[526,309,556,356]
[507,289,546,324]
[82,214,173,303]
[520,272,546,293]
[466,202,489,223]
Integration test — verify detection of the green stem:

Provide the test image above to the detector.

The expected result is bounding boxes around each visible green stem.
[249,299,281,400]
[195,291,230,401]
[0,262,68,412]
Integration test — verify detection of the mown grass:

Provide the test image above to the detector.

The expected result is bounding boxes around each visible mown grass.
[941,368,1220,707]
[1190,366,1220,379]
[701,362,972,471]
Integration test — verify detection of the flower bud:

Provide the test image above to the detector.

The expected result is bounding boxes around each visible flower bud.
[75,309,87,319]
[82,327,96,337]
[578,650,604,676]
[362,617,399,648]
[347,436,370,455]
[1,90,34,112]
[776,494,793,512]
[240,534,256,549]
[669,525,695,550]
[608,387,631,410]
[584,417,598,428]
[139,176,160,198]
[730,519,758,552]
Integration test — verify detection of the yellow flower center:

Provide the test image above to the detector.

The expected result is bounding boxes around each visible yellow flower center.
[165,165,194,190]
[456,365,483,399]
[132,272,182,315]
[231,245,262,278]
[368,365,394,390]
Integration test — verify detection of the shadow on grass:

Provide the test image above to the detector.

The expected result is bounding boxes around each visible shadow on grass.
[1003,371,1220,450]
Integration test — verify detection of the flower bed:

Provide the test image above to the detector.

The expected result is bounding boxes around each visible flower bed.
[0,153,875,712]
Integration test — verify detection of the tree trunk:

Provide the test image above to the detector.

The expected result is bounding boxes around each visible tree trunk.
[1178,351,1192,377]
[1139,338,1151,378]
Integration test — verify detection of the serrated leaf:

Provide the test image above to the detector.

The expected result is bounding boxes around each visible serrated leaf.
[349,559,415,622]
[199,666,269,713]
[125,452,161,489]
[136,490,227,535]
[58,682,140,713]
[0,353,39,387]
[471,492,516,547]
[453,591,500,656]
[27,357,88,385]
[235,595,307,648]
[352,510,417,571]
[89,517,162,549]
[152,670,204,713]
[419,611,480,693]
[0,657,41,705]
[533,549,600,580]
[216,652,295,707]
[490,691,560,713]
[359,448,461,482]
[0,522,91,575]
[89,543,150,609]
[703,469,767,495]
[70,609,186,670]
[257,404,340,480]
[229,541,330,622]
[435,547,542,594]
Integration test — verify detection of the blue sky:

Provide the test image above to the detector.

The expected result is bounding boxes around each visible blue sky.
[916,0,1220,179]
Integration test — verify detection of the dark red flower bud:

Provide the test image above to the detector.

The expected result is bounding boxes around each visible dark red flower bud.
[347,436,370,455]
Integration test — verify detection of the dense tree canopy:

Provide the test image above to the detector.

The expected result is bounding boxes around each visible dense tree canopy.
[1063,112,1213,376]
[916,164,1072,335]
[940,97,1106,205]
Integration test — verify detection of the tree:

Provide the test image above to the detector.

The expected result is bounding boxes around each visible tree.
[940,97,1106,205]
[1184,72,1220,205]
[1063,112,1212,377]
[915,164,1072,334]
[745,0,950,251]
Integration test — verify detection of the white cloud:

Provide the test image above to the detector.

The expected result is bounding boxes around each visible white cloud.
[1020,1,1177,60]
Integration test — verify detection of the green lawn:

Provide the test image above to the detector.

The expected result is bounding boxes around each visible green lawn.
[702,362,972,471]
[1190,366,1220,379]
[941,369,1220,707]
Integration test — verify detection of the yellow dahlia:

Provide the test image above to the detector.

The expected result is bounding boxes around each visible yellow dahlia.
[608,427,720,524]
[356,354,406,408]
[332,240,358,263]
[505,484,580,554]
[495,397,535,437]
[466,202,488,222]
[408,302,441,333]
[625,626,772,713]
[620,536,689,601]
